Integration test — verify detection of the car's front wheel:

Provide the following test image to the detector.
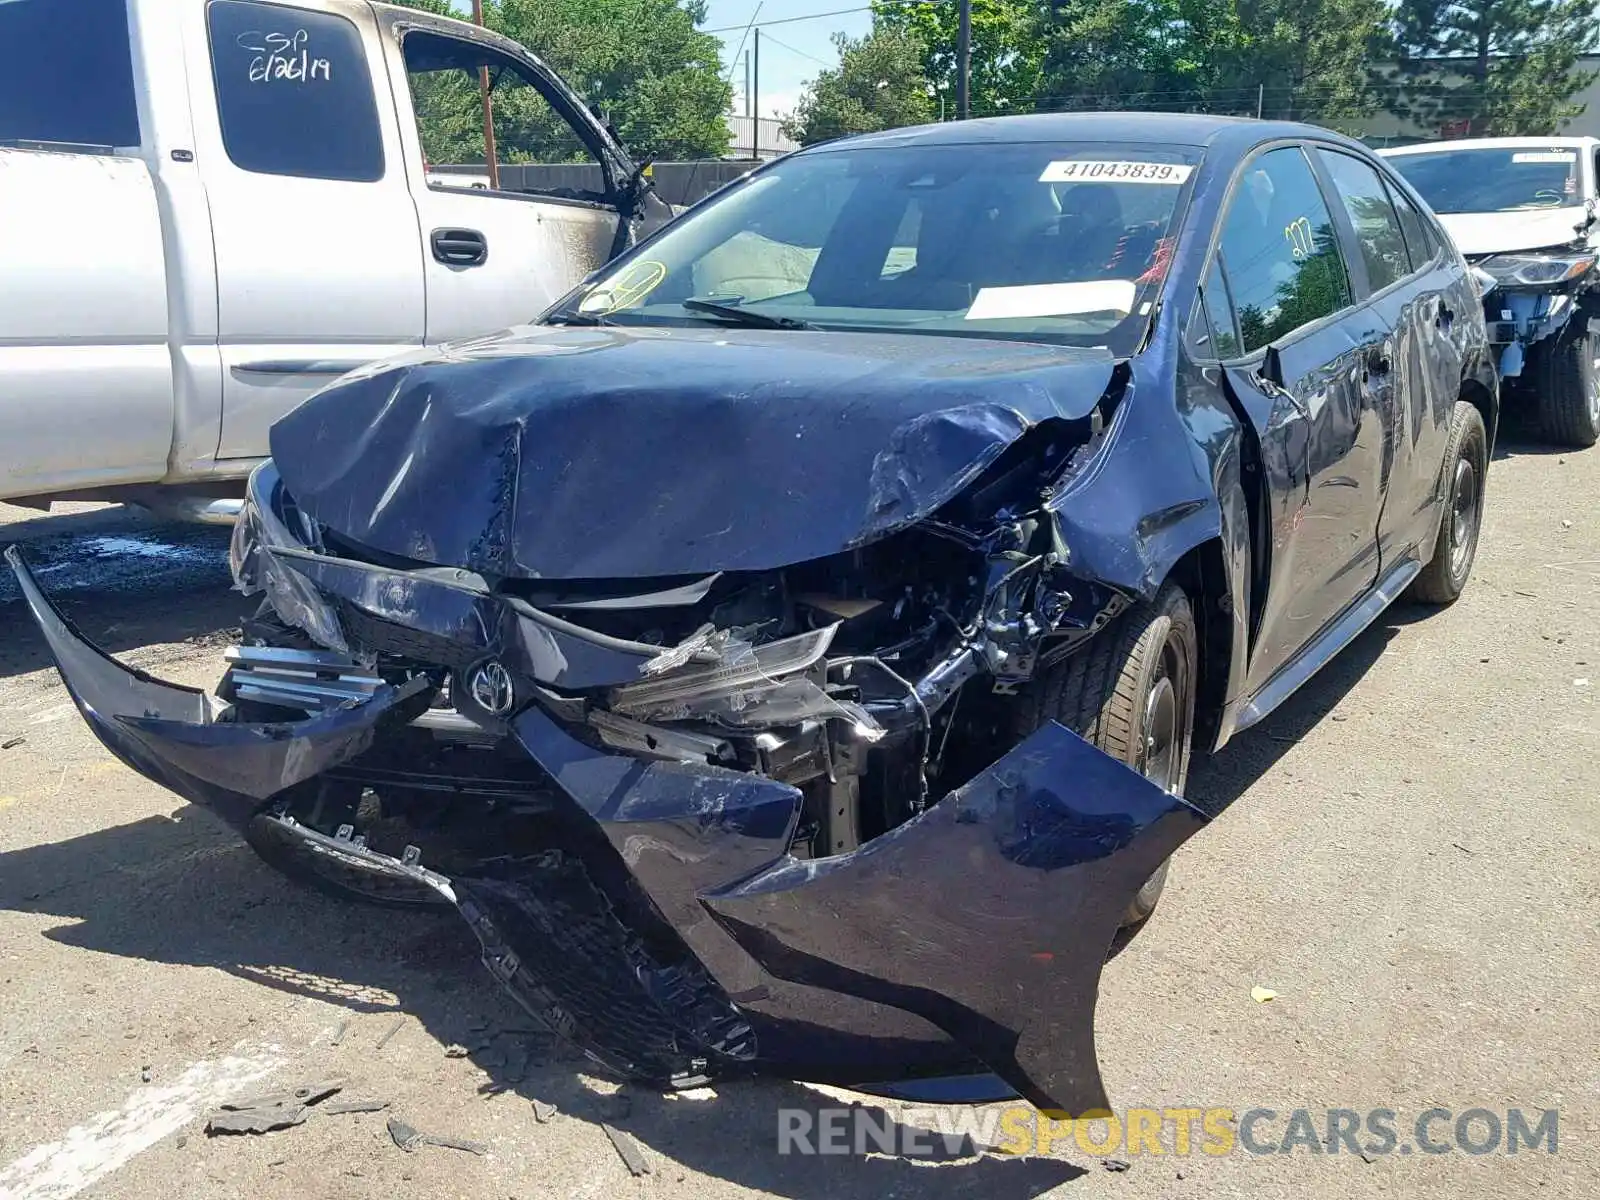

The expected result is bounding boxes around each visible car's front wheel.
[1409,399,1488,606]
[1016,582,1198,926]
[1536,320,1600,448]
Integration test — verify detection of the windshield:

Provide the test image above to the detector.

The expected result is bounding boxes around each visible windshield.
[1387,147,1581,214]
[550,140,1201,353]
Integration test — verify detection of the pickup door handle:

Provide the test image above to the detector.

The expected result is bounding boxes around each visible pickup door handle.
[431,228,488,267]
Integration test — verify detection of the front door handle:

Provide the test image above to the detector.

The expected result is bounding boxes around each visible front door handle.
[431,228,488,267]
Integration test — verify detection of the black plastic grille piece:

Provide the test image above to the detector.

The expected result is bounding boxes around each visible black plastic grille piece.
[337,600,480,669]
[455,850,757,1085]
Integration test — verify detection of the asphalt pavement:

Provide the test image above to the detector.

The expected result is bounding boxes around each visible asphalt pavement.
[1,432,1596,1200]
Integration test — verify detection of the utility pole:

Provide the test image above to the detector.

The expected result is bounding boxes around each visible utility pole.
[743,51,751,119]
[956,0,971,120]
[472,0,500,190]
[752,28,761,157]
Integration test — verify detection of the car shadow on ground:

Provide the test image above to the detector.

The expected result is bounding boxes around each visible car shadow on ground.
[0,512,1413,1196]
[0,811,1080,1197]
[1187,603,1420,816]
[1490,405,1583,462]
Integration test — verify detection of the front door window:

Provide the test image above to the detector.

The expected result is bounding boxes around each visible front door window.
[401,31,609,204]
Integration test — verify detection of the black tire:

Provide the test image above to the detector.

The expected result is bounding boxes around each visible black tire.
[1015,583,1198,926]
[1536,321,1600,448]
[1409,400,1488,606]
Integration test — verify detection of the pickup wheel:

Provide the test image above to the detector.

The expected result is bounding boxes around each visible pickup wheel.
[1016,583,1197,927]
[1536,321,1600,448]
[1409,400,1488,606]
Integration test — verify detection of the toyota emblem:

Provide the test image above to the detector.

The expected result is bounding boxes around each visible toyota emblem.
[467,659,516,716]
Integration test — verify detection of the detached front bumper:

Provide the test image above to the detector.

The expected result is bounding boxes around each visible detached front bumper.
[4,545,434,832]
[7,545,1211,1114]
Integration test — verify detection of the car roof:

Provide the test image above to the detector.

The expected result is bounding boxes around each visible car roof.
[812,112,1365,153]
[1380,136,1599,156]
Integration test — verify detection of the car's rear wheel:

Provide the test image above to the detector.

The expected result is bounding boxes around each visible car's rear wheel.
[1408,400,1488,606]
[1015,583,1198,926]
[1536,321,1600,448]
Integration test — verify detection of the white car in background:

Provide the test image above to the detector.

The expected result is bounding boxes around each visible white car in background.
[1381,137,1600,446]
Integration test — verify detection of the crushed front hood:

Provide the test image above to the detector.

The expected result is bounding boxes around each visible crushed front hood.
[270,325,1118,580]
[1437,207,1590,257]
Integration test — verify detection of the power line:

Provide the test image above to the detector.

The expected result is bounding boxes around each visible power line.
[758,31,833,67]
[702,0,957,35]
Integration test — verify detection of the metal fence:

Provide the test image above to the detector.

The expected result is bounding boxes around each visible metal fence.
[429,160,763,208]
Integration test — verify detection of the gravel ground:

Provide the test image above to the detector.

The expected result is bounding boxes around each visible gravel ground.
[1,434,1596,1200]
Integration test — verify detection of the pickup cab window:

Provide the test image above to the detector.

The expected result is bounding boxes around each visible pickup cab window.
[207,0,385,182]
[402,31,608,203]
[0,0,139,149]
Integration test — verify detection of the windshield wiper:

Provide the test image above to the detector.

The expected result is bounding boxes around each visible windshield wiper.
[545,311,613,326]
[680,297,818,330]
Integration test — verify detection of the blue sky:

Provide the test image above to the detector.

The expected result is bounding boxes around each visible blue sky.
[702,2,871,119]
[445,1,867,119]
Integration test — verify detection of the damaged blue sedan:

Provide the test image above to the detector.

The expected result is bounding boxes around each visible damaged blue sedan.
[8,113,1498,1115]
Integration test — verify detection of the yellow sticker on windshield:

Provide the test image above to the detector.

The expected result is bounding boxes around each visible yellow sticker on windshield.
[1040,160,1192,184]
[580,260,667,314]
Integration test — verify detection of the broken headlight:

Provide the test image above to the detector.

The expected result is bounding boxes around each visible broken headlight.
[608,624,883,737]
[230,461,347,652]
[1477,252,1596,289]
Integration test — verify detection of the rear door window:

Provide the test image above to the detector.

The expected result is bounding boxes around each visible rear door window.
[0,0,139,149]
[1316,148,1414,292]
[1218,145,1353,354]
[208,0,385,181]
[1387,181,1441,269]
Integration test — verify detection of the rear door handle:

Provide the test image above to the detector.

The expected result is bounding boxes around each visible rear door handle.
[431,228,488,267]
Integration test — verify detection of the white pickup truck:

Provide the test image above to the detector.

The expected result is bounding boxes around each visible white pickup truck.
[0,0,666,516]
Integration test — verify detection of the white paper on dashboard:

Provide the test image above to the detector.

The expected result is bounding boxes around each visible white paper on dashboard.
[965,280,1138,321]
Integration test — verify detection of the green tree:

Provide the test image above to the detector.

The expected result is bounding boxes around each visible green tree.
[1202,0,1391,126]
[390,0,731,161]
[873,0,1042,118]
[1033,0,1207,110]
[782,27,936,146]
[1391,0,1598,135]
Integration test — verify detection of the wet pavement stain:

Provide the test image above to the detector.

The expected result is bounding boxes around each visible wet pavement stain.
[0,525,231,607]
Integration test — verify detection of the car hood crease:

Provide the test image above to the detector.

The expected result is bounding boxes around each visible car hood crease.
[270,325,1119,580]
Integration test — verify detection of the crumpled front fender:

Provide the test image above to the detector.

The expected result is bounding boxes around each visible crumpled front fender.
[4,546,435,831]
